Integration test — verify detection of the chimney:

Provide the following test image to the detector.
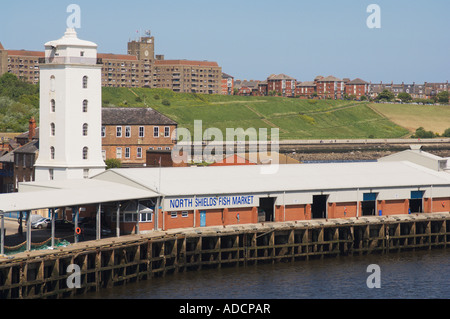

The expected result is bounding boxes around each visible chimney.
[28,117,36,142]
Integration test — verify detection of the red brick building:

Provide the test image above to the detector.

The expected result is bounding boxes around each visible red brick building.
[345,78,369,100]
[101,108,177,167]
[295,81,317,99]
[221,72,234,95]
[267,74,296,97]
[315,75,345,99]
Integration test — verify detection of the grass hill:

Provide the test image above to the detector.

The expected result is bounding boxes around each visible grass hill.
[103,87,409,140]
[369,103,450,136]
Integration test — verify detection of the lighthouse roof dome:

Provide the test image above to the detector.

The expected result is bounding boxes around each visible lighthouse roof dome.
[45,28,97,48]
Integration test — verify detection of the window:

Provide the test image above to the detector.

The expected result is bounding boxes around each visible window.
[116,147,122,159]
[50,147,55,160]
[83,169,89,179]
[83,100,88,112]
[50,123,55,136]
[82,147,88,160]
[171,211,178,218]
[116,126,122,137]
[181,211,189,218]
[101,126,106,138]
[139,126,145,138]
[83,123,88,136]
[49,169,54,181]
[82,76,88,89]
[140,212,153,222]
[80,51,85,57]
[125,147,130,158]
[102,150,106,161]
[50,75,55,92]
[137,147,142,158]
[50,99,55,112]
[164,126,170,137]
[125,126,131,138]
[153,126,159,138]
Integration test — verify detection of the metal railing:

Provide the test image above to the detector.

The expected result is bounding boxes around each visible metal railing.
[39,57,103,65]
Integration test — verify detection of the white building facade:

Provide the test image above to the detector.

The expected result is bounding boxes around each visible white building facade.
[35,28,105,181]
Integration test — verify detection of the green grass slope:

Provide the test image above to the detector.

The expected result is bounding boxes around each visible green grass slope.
[102,87,409,140]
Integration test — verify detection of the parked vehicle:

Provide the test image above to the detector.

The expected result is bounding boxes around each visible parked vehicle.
[53,219,75,231]
[24,214,45,226]
[31,218,51,229]
[81,223,112,236]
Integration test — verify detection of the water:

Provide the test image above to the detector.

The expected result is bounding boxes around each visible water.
[80,249,449,299]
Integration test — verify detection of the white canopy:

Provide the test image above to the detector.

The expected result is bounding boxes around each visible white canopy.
[0,180,159,213]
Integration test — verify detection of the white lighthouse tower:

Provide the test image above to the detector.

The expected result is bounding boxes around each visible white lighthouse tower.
[35,28,106,181]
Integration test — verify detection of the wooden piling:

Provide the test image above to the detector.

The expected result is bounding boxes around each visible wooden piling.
[0,212,448,299]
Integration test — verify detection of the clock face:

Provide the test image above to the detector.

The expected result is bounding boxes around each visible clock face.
[145,50,149,57]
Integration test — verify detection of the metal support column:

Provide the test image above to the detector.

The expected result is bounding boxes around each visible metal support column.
[116,202,120,238]
[96,203,101,240]
[1,211,4,256]
[135,200,140,235]
[26,210,31,252]
[154,197,160,231]
[51,208,56,248]
[74,206,79,244]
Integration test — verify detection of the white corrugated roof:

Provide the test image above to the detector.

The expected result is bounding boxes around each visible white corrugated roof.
[93,161,450,197]
[0,180,158,213]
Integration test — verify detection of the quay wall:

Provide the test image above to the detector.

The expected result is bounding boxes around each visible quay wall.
[0,212,448,299]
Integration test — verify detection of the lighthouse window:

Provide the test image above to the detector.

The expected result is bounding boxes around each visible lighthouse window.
[50,99,56,112]
[82,76,88,89]
[50,123,55,136]
[83,123,88,136]
[83,147,89,160]
[83,100,88,112]
[50,147,55,160]
[50,75,55,92]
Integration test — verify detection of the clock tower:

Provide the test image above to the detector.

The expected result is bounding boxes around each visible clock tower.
[128,34,155,61]
[128,34,155,88]
[35,28,106,181]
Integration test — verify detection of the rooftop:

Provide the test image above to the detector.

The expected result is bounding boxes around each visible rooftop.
[102,107,177,126]
[267,74,296,81]
[93,160,450,197]
[45,28,97,48]
[155,60,219,67]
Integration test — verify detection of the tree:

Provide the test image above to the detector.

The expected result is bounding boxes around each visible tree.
[376,89,395,102]
[397,92,412,103]
[442,128,450,137]
[437,91,449,104]
[105,158,122,169]
[413,127,435,139]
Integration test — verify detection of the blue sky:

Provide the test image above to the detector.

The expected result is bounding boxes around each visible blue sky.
[1,0,449,83]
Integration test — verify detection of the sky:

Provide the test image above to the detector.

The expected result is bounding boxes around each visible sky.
[0,0,449,83]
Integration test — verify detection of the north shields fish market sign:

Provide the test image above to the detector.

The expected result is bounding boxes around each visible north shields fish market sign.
[164,195,259,211]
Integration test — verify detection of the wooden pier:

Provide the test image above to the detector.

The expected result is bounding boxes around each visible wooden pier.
[0,212,448,299]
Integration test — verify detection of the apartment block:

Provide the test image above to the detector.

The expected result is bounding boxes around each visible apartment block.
[295,81,316,99]
[267,74,296,97]
[344,78,369,99]
[315,75,345,99]
[153,59,222,94]
[221,72,234,95]
[0,34,222,94]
